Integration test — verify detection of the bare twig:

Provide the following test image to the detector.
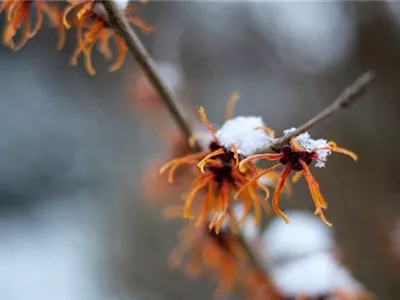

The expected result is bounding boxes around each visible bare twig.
[102,0,195,145]
[268,71,376,152]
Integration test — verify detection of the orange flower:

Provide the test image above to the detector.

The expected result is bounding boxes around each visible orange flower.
[62,0,153,75]
[238,132,357,226]
[0,0,65,51]
[169,222,280,299]
[160,103,275,233]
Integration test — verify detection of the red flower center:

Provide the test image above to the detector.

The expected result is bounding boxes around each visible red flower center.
[278,145,316,172]
[206,142,244,186]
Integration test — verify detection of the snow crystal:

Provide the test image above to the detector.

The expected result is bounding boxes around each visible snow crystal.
[216,116,274,157]
[284,127,331,168]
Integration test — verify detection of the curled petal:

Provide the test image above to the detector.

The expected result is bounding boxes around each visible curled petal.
[290,137,305,152]
[28,0,43,38]
[2,1,30,50]
[235,163,281,198]
[314,207,332,227]
[98,30,113,60]
[238,153,284,173]
[199,106,218,142]
[13,13,31,51]
[255,125,275,139]
[109,36,128,72]
[209,182,229,233]
[271,164,292,223]
[197,148,225,173]
[292,171,303,183]
[41,2,67,50]
[299,160,332,226]
[184,174,213,219]
[224,92,240,121]
[328,141,358,161]
[126,15,154,32]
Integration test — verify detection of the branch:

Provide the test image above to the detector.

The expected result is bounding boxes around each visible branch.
[102,0,196,145]
[268,71,376,152]
[102,1,375,296]
[102,0,274,288]
[103,1,376,155]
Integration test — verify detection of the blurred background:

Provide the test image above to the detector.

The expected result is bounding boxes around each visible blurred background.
[0,1,400,299]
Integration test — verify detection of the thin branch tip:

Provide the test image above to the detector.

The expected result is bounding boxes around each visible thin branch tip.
[269,71,376,151]
[336,70,376,109]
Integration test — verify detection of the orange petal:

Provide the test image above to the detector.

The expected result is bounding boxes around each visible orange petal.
[28,0,43,38]
[198,106,218,142]
[41,2,66,50]
[126,16,154,32]
[183,174,213,219]
[238,153,284,173]
[13,13,30,51]
[271,164,292,223]
[159,151,207,175]
[328,141,358,161]
[292,171,303,183]
[98,31,113,60]
[255,126,275,139]
[197,148,225,173]
[83,41,96,76]
[224,92,240,121]
[109,36,127,72]
[235,163,281,198]
[300,161,328,209]
[290,137,305,152]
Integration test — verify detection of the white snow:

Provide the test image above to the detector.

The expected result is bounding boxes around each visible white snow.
[216,116,273,157]
[284,128,331,168]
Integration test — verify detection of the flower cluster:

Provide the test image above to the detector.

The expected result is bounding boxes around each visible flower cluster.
[160,102,277,233]
[239,128,357,226]
[169,221,280,299]
[0,0,65,50]
[161,102,357,229]
[63,0,153,75]
[0,0,152,75]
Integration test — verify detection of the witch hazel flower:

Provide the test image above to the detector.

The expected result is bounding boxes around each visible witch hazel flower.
[160,94,276,233]
[237,128,357,226]
[169,221,279,299]
[0,1,65,51]
[63,0,153,75]
[168,222,244,294]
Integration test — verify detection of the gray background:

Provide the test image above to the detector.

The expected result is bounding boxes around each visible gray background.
[0,1,399,299]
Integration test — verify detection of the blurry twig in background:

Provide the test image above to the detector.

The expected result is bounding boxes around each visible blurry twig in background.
[102,0,196,148]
